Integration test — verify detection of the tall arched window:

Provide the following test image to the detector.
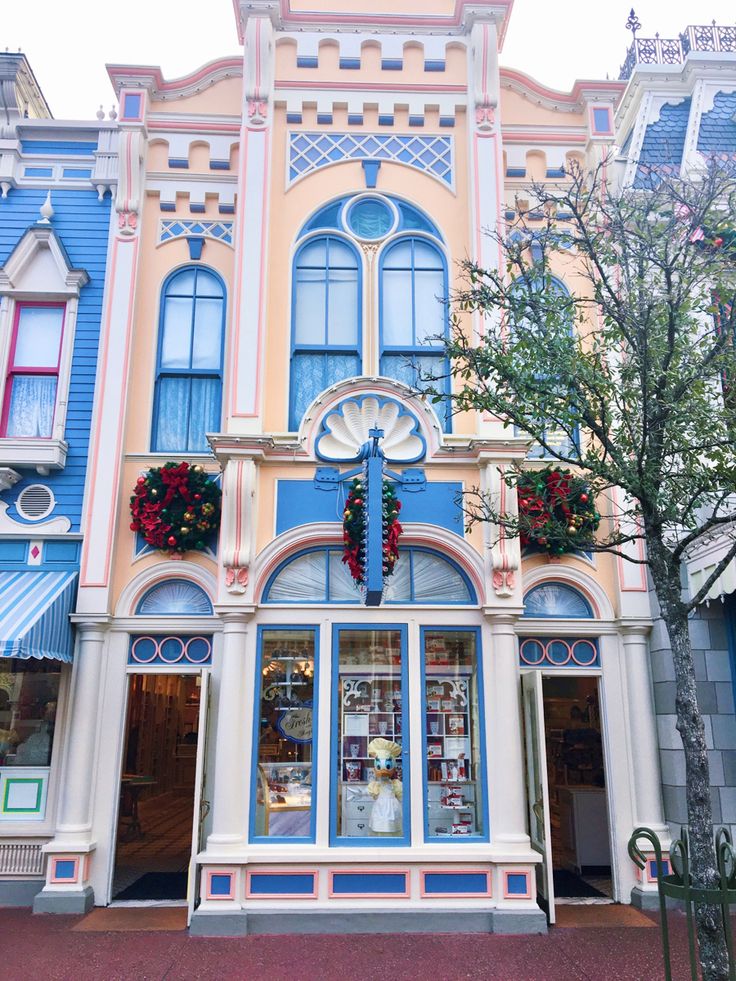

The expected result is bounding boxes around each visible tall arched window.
[290,235,361,430]
[380,236,450,427]
[151,267,225,453]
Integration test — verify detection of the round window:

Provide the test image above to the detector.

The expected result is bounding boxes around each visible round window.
[346,197,395,240]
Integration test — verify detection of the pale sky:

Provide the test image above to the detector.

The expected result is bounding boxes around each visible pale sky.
[4,1,736,119]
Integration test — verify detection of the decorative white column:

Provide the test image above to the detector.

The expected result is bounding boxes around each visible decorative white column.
[35,621,108,913]
[620,624,669,831]
[206,611,252,852]
[485,614,530,849]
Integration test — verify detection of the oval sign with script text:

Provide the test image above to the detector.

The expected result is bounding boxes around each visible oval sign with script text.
[276,708,313,744]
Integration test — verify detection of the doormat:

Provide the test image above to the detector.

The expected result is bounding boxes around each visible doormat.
[553,869,605,898]
[555,904,656,928]
[114,871,187,901]
[72,906,187,932]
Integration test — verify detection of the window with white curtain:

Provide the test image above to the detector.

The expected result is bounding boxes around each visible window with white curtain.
[2,304,65,438]
[290,236,361,430]
[263,547,475,605]
[151,267,225,453]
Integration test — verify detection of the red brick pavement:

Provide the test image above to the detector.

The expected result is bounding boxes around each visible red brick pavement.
[0,906,707,980]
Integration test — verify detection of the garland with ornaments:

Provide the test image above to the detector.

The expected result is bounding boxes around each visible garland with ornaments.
[129,461,221,555]
[513,465,600,555]
[342,476,403,585]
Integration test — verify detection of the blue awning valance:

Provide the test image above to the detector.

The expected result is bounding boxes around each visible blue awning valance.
[0,571,77,663]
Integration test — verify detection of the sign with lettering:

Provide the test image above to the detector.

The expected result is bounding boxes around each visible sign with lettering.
[276,708,313,744]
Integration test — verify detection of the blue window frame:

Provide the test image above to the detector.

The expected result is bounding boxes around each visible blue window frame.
[420,627,489,842]
[330,623,410,846]
[151,266,225,453]
[262,546,476,605]
[379,236,451,429]
[289,235,361,430]
[250,625,319,843]
[523,582,593,619]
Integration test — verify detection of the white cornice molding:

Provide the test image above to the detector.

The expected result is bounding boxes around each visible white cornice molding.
[0,224,88,296]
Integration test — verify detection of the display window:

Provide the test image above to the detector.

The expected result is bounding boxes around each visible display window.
[0,660,60,768]
[250,627,318,841]
[331,626,409,845]
[421,628,488,841]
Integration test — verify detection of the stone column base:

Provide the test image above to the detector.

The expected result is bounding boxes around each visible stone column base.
[33,885,94,914]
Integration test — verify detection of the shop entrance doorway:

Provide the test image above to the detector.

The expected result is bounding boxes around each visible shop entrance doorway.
[523,673,613,924]
[112,673,209,904]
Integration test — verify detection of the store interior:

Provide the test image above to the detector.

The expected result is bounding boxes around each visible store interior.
[112,674,200,902]
[542,675,613,901]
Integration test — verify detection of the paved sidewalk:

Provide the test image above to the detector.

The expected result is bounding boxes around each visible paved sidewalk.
[0,906,701,980]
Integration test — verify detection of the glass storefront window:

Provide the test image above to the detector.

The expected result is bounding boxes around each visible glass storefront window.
[422,629,487,840]
[251,628,317,841]
[0,660,60,767]
[333,627,408,844]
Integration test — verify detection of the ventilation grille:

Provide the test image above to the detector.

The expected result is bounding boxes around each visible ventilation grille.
[0,842,44,876]
[16,484,54,521]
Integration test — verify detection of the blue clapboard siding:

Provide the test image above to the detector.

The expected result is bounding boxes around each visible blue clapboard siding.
[0,188,112,533]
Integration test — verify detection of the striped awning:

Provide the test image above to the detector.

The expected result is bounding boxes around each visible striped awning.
[0,571,77,663]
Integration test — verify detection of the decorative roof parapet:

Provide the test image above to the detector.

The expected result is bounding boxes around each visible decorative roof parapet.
[620,23,736,81]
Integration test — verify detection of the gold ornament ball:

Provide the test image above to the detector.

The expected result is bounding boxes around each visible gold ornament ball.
[180,526,190,535]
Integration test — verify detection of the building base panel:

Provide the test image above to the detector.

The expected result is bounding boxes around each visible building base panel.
[190,907,547,936]
[33,886,94,915]
[0,879,45,907]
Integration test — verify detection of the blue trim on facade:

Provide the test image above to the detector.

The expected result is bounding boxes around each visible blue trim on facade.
[381,60,403,71]
[209,873,232,895]
[424,60,446,72]
[0,188,112,532]
[20,141,97,156]
[330,622,410,847]
[340,58,361,70]
[53,860,77,879]
[420,626,490,843]
[506,872,529,895]
[249,624,320,845]
[296,56,319,68]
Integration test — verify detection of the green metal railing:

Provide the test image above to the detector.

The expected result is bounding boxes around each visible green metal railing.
[628,826,736,981]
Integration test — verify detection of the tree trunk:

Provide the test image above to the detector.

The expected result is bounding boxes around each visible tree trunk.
[647,534,730,981]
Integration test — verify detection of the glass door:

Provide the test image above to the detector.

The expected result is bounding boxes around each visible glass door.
[522,671,556,923]
[187,670,211,925]
[331,626,409,845]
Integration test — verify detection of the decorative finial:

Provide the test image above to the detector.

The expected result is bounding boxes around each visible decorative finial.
[96,105,105,120]
[38,190,54,224]
[109,105,117,120]
[626,8,641,37]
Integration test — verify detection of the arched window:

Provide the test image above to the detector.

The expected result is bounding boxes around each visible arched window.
[522,582,593,619]
[379,236,450,428]
[151,267,225,453]
[263,546,476,605]
[290,235,361,430]
[136,579,213,615]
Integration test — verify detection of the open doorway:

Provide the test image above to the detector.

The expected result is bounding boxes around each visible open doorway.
[112,674,201,902]
[543,676,612,902]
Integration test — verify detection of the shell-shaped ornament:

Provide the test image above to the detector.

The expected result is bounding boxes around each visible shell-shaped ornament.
[315,396,426,463]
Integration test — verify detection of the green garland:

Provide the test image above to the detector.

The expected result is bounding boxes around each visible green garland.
[342,476,402,584]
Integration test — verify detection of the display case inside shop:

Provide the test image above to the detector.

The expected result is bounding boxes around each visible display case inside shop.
[252,628,316,840]
[423,630,486,838]
[335,628,407,841]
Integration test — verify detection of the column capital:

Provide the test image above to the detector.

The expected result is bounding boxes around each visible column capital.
[215,606,256,627]
[615,618,653,638]
[482,608,524,626]
[69,615,111,635]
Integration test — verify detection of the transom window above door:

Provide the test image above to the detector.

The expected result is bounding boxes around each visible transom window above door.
[289,195,450,432]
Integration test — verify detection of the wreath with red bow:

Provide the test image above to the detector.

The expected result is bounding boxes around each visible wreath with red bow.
[514,466,600,555]
[342,477,402,584]
[129,461,221,555]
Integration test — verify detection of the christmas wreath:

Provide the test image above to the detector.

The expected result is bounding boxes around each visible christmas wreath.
[342,476,402,584]
[130,461,221,555]
[513,465,600,555]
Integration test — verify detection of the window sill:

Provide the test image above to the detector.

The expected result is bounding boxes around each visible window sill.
[0,438,68,474]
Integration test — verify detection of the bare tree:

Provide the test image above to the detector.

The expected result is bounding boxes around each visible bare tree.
[441,160,736,980]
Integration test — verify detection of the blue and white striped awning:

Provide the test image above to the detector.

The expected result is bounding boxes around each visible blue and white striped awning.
[0,571,77,663]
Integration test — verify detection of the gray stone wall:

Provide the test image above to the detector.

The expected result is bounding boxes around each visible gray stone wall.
[649,591,736,839]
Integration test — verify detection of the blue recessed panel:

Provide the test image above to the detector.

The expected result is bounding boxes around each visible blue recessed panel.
[53,860,76,880]
[0,541,28,564]
[248,873,315,895]
[423,872,489,895]
[506,873,529,895]
[209,873,232,896]
[331,872,407,895]
[21,141,97,155]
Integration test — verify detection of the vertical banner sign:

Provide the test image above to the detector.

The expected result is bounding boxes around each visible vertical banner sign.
[365,429,385,607]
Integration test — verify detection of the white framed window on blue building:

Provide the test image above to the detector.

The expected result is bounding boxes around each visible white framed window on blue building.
[151,266,225,453]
